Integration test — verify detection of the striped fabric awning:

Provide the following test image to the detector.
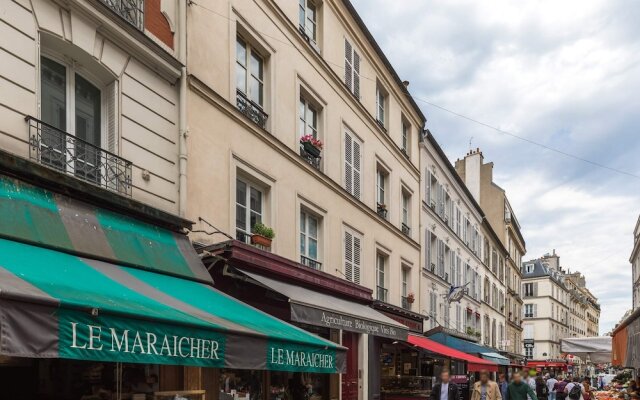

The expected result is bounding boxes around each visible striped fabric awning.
[0,238,345,372]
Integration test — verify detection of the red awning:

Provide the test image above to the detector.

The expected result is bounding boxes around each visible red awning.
[408,334,498,372]
[526,361,568,370]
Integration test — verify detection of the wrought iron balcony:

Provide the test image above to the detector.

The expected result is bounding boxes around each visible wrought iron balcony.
[376,286,388,302]
[376,203,388,219]
[236,89,268,129]
[401,296,411,310]
[401,223,411,236]
[101,0,144,30]
[299,146,321,170]
[27,116,132,197]
[300,255,322,271]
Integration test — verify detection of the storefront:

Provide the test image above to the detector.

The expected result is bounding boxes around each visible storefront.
[525,361,570,375]
[203,241,410,400]
[0,174,345,399]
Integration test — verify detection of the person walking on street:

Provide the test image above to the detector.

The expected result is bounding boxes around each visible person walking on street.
[565,377,584,400]
[471,370,503,400]
[547,374,558,400]
[499,373,510,400]
[582,378,593,400]
[430,370,460,400]
[536,376,549,400]
[555,376,570,400]
[508,372,539,400]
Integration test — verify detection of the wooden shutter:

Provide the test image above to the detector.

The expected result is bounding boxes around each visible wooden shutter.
[104,80,119,191]
[352,137,361,199]
[534,282,539,296]
[353,234,361,284]
[425,230,432,269]
[344,230,353,282]
[344,39,353,91]
[344,132,353,195]
[353,50,360,99]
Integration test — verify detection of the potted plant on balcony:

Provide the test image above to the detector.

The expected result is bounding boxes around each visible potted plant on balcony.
[466,327,474,336]
[300,134,323,158]
[406,292,415,304]
[474,331,482,338]
[251,222,275,247]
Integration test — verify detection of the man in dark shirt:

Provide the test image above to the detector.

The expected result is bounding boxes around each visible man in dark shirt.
[508,372,538,400]
[431,370,460,400]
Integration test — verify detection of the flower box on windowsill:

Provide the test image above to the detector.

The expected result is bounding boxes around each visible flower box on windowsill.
[406,293,415,304]
[302,141,322,158]
[251,234,272,248]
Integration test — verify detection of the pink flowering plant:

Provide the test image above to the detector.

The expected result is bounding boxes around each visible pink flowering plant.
[300,134,323,150]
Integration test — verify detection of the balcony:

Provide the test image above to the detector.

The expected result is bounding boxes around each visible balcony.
[299,146,321,170]
[300,255,322,271]
[236,89,268,129]
[401,296,411,310]
[101,0,144,30]
[376,286,388,302]
[401,223,411,236]
[377,203,388,219]
[27,116,132,197]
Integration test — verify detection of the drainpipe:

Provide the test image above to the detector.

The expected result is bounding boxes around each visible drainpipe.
[178,0,188,217]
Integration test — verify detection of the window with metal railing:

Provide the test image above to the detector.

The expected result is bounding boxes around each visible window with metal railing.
[376,286,388,303]
[27,116,132,197]
[101,0,144,30]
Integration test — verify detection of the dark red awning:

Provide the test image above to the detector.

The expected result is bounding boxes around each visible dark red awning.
[408,334,498,372]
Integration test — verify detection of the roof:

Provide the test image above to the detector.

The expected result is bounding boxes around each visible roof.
[521,259,566,286]
[341,0,427,125]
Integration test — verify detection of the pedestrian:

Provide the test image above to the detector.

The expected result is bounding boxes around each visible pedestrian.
[555,376,570,400]
[582,378,593,400]
[536,376,549,400]
[565,377,584,400]
[430,370,460,400]
[499,373,510,400]
[547,374,558,400]
[471,370,503,400]
[526,372,538,400]
[508,372,539,400]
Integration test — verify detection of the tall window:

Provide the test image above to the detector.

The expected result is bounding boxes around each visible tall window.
[376,253,387,302]
[401,191,410,229]
[236,36,264,107]
[235,178,263,242]
[344,131,361,199]
[344,39,360,98]
[298,0,317,43]
[40,56,105,180]
[401,268,409,298]
[299,96,318,138]
[401,121,409,154]
[376,168,386,207]
[300,210,320,269]
[524,346,533,359]
[524,283,535,297]
[344,229,361,284]
[524,304,535,318]
[376,85,386,127]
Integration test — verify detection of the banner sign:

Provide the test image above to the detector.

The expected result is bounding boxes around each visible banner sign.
[267,341,339,373]
[290,303,408,340]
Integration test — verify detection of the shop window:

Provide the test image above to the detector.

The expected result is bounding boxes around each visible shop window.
[235,177,266,243]
[300,209,321,270]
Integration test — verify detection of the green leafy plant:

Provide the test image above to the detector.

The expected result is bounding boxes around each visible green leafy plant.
[252,222,275,239]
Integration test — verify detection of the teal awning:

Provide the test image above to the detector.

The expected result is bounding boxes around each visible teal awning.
[428,332,509,365]
[0,238,345,373]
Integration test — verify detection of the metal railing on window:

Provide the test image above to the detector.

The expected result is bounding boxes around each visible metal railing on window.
[300,255,322,271]
[401,296,411,310]
[401,223,411,236]
[299,146,321,170]
[236,89,268,129]
[27,116,132,197]
[101,0,144,30]
[376,286,388,302]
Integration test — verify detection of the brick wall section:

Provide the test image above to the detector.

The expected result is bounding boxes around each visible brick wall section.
[145,0,174,49]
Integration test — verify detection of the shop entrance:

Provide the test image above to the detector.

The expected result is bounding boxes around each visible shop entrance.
[342,332,359,400]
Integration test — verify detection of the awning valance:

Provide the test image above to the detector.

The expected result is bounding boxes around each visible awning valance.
[407,334,498,372]
[480,352,510,366]
[238,269,409,341]
[428,332,508,365]
[0,238,345,373]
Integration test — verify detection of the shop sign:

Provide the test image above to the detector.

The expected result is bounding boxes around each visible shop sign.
[290,304,408,340]
[378,311,423,333]
[59,310,226,367]
[267,342,338,373]
[523,339,535,349]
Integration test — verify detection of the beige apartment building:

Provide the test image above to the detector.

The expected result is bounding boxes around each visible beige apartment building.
[632,215,640,310]
[455,149,525,361]
[420,132,509,363]
[185,1,426,399]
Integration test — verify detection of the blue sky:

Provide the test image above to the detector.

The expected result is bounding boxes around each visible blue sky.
[351,0,640,334]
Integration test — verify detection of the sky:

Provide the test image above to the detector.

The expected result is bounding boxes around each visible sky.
[351,0,640,334]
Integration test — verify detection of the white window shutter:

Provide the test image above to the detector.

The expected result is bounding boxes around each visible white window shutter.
[352,138,361,199]
[353,51,360,99]
[344,39,353,91]
[344,132,353,195]
[104,80,120,192]
[344,231,353,282]
[353,235,361,284]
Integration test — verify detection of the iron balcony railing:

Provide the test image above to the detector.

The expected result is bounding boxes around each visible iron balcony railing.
[299,146,321,170]
[376,286,388,302]
[401,223,411,236]
[27,116,132,197]
[101,0,144,30]
[300,255,322,271]
[401,296,410,310]
[236,89,268,129]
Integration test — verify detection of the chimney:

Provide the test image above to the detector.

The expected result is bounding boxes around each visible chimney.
[461,148,484,202]
[403,80,410,88]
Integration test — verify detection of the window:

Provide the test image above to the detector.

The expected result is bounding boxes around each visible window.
[236,37,264,107]
[344,39,360,98]
[524,346,533,359]
[376,253,387,302]
[344,131,361,199]
[376,167,387,211]
[455,304,462,332]
[401,267,409,298]
[401,120,410,155]
[298,0,317,43]
[299,95,318,139]
[376,84,386,127]
[40,56,114,183]
[235,178,264,243]
[524,304,535,318]
[429,291,437,329]
[525,263,535,274]
[401,190,411,233]
[524,283,535,297]
[300,210,320,269]
[344,229,361,284]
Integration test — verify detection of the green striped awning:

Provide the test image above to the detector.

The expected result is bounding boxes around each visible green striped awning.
[0,237,345,372]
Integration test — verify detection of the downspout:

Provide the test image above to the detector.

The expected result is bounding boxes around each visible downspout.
[178,0,188,217]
